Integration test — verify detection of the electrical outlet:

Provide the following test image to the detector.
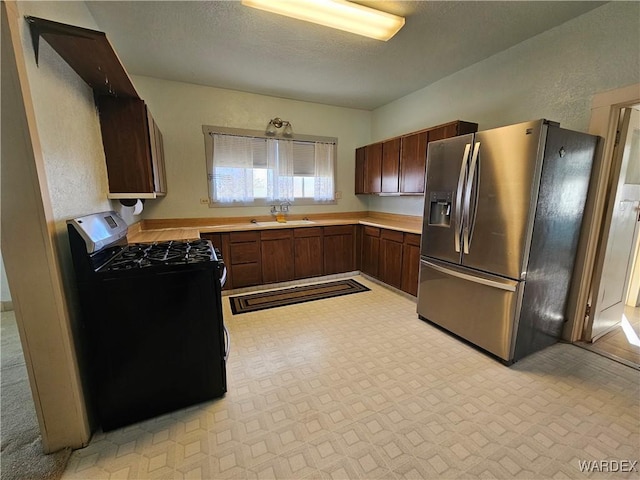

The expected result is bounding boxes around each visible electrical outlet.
[335,191,342,199]
[200,198,209,204]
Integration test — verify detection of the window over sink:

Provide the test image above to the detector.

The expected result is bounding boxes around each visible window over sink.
[203,125,337,206]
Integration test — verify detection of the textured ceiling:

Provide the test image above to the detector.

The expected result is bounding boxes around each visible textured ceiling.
[86,1,605,110]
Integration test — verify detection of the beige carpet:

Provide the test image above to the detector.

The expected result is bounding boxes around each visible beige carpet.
[1,310,71,480]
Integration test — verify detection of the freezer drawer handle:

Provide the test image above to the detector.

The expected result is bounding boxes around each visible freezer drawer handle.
[463,142,481,254]
[455,143,471,253]
[421,259,516,292]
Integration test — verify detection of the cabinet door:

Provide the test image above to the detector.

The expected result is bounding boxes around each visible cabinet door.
[355,147,366,194]
[428,120,478,143]
[232,264,263,288]
[379,230,404,289]
[365,143,382,194]
[97,96,167,196]
[294,228,324,279]
[147,109,167,194]
[381,138,400,193]
[428,123,460,143]
[229,231,261,288]
[201,233,232,290]
[201,233,221,250]
[400,132,428,193]
[401,234,421,296]
[361,226,380,278]
[324,226,355,274]
[261,230,294,284]
[97,96,155,194]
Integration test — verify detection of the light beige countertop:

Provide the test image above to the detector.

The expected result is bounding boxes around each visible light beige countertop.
[126,211,422,243]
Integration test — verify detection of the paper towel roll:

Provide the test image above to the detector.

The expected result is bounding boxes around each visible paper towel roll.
[132,199,144,216]
[118,199,144,216]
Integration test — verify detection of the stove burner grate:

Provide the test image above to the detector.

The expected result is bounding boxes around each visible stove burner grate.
[101,240,215,271]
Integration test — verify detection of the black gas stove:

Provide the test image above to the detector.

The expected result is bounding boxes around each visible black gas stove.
[101,239,218,271]
[67,211,228,431]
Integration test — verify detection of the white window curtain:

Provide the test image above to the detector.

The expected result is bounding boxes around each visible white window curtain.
[207,129,336,204]
[266,138,295,202]
[211,134,256,203]
[314,142,335,201]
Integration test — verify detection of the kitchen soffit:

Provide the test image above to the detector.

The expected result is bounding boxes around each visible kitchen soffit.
[85,1,604,110]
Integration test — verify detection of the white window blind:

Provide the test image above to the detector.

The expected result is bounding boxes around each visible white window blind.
[204,127,336,205]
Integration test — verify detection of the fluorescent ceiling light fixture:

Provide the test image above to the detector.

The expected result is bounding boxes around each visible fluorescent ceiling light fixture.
[241,0,405,41]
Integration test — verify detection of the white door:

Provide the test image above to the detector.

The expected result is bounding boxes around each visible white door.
[588,107,640,341]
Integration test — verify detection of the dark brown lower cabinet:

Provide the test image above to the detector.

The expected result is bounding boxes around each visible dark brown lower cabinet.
[324,225,355,275]
[294,228,324,279]
[205,224,421,295]
[201,232,232,290]
[379,229,404,289]
[361,226,380,278]
[401,233,421,296]
[228,231,262,288]
[261,229,294,284]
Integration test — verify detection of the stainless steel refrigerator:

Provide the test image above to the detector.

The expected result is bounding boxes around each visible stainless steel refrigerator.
[417,119,599,364]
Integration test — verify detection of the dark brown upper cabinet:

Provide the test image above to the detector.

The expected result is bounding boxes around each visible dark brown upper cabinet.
[381,138,401,193]
[96,96,167,198]
[399,131,428,193]
[355,144,385,194]
[355,120,478,196]
[355,147,366,194]
[25,16,138,98]
[363,143,383,194]
[26,16,167,199]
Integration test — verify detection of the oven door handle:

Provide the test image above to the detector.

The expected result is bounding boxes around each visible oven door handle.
[223,323,230,361]
[219,262,227,288]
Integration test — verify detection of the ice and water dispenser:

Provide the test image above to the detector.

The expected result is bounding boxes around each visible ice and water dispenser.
[428,191,452,227]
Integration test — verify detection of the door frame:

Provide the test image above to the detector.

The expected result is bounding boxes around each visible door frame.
[2,0,91,451]
[564,83,640,342]
[588,107,640,340]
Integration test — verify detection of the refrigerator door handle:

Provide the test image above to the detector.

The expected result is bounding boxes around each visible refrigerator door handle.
[421,259,517,292]
[463,142,481,254]
[454,143,472,253]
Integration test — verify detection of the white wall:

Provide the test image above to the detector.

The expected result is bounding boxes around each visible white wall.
[369,1,640,216]
[130,76,372,219]
[16,1,115,295]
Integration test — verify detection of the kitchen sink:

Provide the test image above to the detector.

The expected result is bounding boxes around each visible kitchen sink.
[255,220,315,227]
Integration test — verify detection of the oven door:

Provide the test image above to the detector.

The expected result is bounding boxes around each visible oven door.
[89,265,227,431]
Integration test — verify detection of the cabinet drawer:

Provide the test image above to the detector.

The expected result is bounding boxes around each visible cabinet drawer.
[260,229,293,240]
[363,226,380,237]
[381,229,404,243]
[229,231,260,243]
[324,225,354,236]
[404,233,421,246]
[230,242,260,264]
[294,227,323,238]
[231,263,262,288]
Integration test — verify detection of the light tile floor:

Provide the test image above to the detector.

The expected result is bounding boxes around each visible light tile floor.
[62,275,640,479]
